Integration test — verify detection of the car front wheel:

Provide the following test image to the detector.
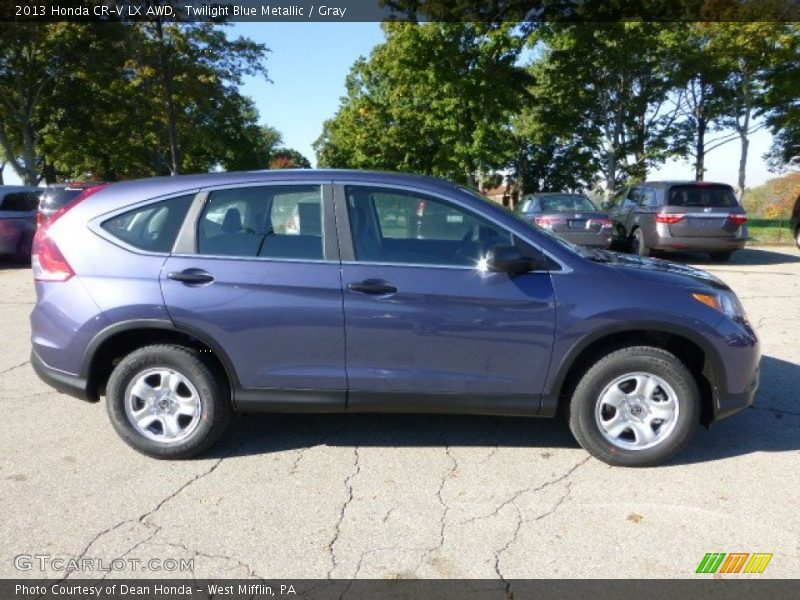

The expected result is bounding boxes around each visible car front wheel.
[568,346,699,467]
[106,344,231,459]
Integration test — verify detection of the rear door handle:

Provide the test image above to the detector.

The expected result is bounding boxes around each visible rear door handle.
[347,279,398,295]
[167,269,215,285]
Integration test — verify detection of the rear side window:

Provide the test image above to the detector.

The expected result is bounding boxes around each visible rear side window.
[667,185,737,208]
[1,192,41,212]
[101,195,194,253]
[197,185,323,260]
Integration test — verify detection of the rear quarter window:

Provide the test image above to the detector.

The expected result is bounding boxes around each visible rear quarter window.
[101,195,194,253]
[667,185,737,208]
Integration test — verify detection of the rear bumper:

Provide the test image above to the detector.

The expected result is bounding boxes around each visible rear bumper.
[651,235,746,252]
[30,350,92,402]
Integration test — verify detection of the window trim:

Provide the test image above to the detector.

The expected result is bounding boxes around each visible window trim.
[332,181,568,273]
[88,190,201,257]
[172,180,338,263]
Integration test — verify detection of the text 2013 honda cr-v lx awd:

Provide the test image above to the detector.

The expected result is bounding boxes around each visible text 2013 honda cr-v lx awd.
[30,170,760,466]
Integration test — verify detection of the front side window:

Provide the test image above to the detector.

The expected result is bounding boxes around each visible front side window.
[345,185,512,266]
[197,185,323,260]
[102,194,194,252]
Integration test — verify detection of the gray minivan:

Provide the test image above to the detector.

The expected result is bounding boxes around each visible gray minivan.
[607,181,748,262]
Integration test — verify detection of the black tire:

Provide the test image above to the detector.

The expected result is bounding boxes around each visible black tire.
[631,228,649,257]
[568,346,699,467]
[794,227,800,250]
[106,344,232,459]
[709,251,733,262]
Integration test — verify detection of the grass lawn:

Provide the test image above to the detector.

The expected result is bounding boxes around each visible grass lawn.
[748,224,795,245]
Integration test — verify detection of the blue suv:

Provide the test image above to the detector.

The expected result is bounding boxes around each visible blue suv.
[30,171,760,466]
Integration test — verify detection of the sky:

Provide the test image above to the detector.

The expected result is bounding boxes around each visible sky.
[3,22,778,189]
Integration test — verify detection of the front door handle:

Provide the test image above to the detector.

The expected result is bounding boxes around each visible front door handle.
[167,269,215,285]
[347,279,398,295]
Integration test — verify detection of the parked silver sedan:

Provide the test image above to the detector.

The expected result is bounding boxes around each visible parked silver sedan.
[516,193,612,248]
[0,186,42,261]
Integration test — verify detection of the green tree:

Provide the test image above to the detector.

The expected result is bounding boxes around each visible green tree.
[129,21,269,176]
[670,23,739,181]
[712,23,786,194]
[315,22,528,187]
[269,148,311,169]
[0,23,99,185]
[533,23,688,197]
[762,24,800,170]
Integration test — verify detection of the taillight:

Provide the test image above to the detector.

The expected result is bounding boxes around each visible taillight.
[588,218,613,228]
[32,184,108,283]
[655,213,685,225]
[535,216,567,229]
[32,236,74,282]
[729,213,748,226]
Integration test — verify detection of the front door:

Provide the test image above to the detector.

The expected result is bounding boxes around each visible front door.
[337,184,555,410]
[161,183,346,403]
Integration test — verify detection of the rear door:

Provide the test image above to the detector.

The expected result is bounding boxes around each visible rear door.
[161,182,346,402]
[336,183,555,407]
[664,184,742,238]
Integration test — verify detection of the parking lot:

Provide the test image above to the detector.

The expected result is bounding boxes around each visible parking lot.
[1,247,798,580]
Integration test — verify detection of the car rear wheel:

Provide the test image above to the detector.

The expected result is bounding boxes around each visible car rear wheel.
[630,228,649,257]
[709,251,733,262]
[568,346,699,467]
[106,344,231,459]
[795,227,800,250]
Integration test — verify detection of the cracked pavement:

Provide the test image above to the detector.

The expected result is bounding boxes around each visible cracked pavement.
[1,247,798,579]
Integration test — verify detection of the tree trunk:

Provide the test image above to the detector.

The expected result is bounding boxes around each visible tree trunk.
[604,133,618,200]
[154,20,181,175]
[695,117,706,181]
[738,132,749,196]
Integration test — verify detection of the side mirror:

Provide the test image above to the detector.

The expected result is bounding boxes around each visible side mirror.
[485,245,541,275]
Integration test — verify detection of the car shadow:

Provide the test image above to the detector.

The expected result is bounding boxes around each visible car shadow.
[662,247,800,266]
[0,259,31,271]
[208,354,800,465]
[209,412,580,460]
[673,354,800,465]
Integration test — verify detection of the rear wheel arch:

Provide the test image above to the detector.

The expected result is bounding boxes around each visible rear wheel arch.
[81,320,238,404]
[546,325,722,426]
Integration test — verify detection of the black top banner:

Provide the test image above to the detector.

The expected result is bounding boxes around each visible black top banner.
[3,0,800,22]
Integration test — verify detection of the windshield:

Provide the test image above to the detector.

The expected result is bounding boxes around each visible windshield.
[536,195,596,212]
[458,186,595,258]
